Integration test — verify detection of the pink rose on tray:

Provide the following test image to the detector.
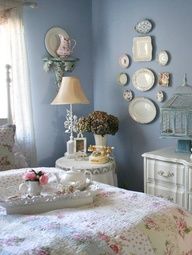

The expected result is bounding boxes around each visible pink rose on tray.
[39,174,49,185]
[23,171,36,181]
[22,169,49,185]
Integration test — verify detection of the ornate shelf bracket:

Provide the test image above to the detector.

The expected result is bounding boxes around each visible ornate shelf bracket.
[43,56,79,87]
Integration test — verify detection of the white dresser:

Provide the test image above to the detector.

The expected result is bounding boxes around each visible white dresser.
[142,147,192,211]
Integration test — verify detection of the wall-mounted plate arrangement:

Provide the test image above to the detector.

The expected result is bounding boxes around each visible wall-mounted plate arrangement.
[132,36,152,61]
[128,97,157,124]
[157,50,169,66]
[156,90,165,102]
[159,72,170,86]
[117,72,128,85]
[45,27,69,57]
[132,68,155,91]
[116,18,172,125]
[123,89,133,101]
[134,19,153,34]
[119,54,130,68]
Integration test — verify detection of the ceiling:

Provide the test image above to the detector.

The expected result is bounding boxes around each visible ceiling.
[0,0,37,11]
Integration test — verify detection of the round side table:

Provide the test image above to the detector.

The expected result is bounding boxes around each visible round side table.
[55,157,118,186]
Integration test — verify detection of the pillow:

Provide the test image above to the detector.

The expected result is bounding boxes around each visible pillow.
[0,124,16,170]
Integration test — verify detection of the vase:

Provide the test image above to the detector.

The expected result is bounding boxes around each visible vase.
[94,134,108,147]
[27,181,42,196]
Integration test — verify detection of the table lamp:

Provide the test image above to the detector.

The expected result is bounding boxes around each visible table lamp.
[51,76,89,157]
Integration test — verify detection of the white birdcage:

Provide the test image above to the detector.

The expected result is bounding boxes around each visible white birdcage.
[160,75,192,152]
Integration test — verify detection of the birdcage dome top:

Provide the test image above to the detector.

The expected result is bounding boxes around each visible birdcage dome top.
[162,75,192,109]
[174,74,192,95]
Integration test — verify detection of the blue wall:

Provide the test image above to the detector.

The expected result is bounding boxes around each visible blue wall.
[24,0,192,191]
[23,0,94,167]
[92,0,192,191]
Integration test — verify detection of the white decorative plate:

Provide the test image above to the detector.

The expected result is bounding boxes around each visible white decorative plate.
[117,72,128,85]
[157,50,169,66]
[123,90,133,101]
[135,19,153,34]
[132,36,152,62]
[132,68,155,91]
[45,27,69,57]
[119,54,130,68]
[128,97,156,124]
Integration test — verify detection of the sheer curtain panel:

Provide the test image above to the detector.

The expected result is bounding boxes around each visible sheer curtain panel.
[0,7,36,166]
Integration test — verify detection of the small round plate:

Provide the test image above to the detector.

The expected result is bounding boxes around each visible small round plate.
[135,19,153,34]
[117,73,128,85]
[157,50,169,66]
[119,54,130,68]
[45,27,69,57]
[123,90,133,102]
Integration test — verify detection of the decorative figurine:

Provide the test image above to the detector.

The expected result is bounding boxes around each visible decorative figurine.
[159,72,170,86]
[88,145,114,164]
[156,90,165,102]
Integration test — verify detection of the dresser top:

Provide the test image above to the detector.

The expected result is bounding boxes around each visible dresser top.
[142,147,192,166]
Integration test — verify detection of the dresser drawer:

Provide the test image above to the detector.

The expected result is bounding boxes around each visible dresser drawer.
[146,159,185,186]
[147,183,185,207]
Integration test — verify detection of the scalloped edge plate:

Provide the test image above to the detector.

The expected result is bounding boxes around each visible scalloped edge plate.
[117,72,128,85]
[132,36,152,62]
[119,54,130,68]
[135,19,153,34]
[157,50,169,66]
[123,89,133,101]
[132,68,155,91]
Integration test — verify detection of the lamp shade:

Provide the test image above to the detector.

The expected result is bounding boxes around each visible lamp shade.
[51,77,89,105]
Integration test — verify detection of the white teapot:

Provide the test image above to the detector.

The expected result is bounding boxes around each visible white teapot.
[56,167,92,189]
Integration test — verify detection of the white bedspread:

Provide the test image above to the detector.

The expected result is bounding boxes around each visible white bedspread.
[0,167,192,255]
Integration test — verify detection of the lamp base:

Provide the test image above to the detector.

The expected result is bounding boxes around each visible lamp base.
[65,138,75,159]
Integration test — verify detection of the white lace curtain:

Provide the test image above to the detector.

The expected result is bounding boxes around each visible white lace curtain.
[0,7,37,166]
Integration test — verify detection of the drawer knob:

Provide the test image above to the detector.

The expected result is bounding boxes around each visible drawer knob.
[157,170,174,178]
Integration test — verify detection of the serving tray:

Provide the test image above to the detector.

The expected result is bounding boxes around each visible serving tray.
[0,184,99,215]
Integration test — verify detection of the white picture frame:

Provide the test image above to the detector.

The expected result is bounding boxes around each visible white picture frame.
[74,137,87,153]
[132,36,152,62]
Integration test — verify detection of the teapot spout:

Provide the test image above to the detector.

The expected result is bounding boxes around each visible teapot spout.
[54,173,61,184]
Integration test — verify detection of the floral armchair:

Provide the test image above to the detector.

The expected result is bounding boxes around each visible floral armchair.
[0,124,28,171]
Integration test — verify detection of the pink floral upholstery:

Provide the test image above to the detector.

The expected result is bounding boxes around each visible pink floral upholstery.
[0,125,28,170]
[0,125,15,170]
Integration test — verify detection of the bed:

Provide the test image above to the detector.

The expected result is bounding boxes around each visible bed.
[0,168,192,255]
